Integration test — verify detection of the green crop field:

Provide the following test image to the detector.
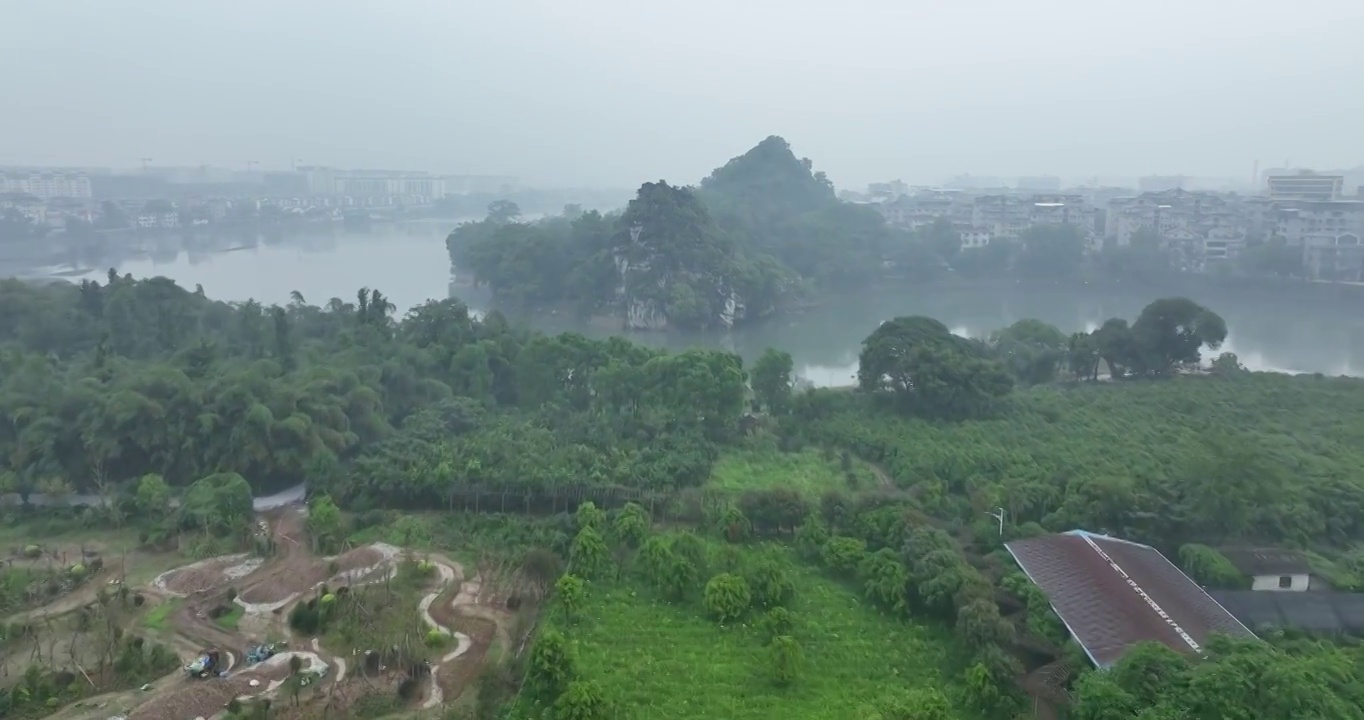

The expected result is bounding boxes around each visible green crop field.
[544,546,980,720]
[705,448,883,497]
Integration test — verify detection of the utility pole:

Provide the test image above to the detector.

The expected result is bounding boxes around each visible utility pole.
[985,507,1005,537]
[139,157,153,171]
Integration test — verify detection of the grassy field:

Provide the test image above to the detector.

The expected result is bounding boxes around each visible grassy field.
[215,603,245,629]
[0,515,145,554]
[705,448,884,497]
[557,549,978,720]
[347,511,569,561]
[143,598,180,630]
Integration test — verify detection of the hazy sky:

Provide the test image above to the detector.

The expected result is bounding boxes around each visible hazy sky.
[4,1,1363,189]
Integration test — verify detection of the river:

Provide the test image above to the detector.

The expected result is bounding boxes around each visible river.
[42,226,1364,382]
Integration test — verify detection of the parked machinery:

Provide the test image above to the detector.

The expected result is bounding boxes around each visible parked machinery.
[185,649,221,678]
[245,644,276,664]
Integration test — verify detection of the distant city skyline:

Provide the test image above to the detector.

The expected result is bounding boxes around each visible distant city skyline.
[7,160,1361,197]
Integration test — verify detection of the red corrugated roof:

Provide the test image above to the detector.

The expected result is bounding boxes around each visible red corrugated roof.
[1005,531,1257,667]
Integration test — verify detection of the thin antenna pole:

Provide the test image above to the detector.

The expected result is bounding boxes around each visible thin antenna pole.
[985,508,1005,536]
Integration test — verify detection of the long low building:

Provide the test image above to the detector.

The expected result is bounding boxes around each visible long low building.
[1005,530,1257,667]
[1211,590,1364,635]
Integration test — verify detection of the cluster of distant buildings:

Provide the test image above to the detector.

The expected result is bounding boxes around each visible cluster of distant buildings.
[856,169,1364,282]
[0,164,519,236]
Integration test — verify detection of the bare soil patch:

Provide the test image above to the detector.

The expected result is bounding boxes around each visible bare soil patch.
[238,546,386,604]
[156,555,261,596]
[436,615,496,703]
[128,655,304,720]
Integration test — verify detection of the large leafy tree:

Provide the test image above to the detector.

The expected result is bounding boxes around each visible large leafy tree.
[1129,297,1228,374]
[989,319,1069,385]
[750,348,794,414]
[1071,637,1364,720]
[858,316,1013,418]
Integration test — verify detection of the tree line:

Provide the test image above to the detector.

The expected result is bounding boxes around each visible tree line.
[0,272,1252,526]
[855,296,1231,419]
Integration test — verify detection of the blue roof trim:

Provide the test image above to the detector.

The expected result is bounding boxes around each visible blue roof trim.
[1062,529,1150,548]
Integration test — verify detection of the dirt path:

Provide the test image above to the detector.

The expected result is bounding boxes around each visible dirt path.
[415,556,517,709]
[43,513,315,720]
[312,637,347,683]
[6,567,121,624]
[27,507,517,720]
[416,558,474,709]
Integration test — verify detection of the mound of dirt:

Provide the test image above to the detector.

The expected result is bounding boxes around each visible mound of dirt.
[131,652,329,720]
[155,554,257,596]
[129,661,294,720]
[238,544,394,605]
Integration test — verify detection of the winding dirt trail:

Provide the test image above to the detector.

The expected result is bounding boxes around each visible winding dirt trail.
[312,637,347,683]
[417,558,473,709]
[33,508,518,720]
[412,554,521,710]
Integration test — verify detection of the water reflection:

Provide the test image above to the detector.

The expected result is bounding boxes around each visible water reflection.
[29,230,1364,384]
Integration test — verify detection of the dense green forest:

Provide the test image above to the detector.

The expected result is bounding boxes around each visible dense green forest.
[4,273,1364,718]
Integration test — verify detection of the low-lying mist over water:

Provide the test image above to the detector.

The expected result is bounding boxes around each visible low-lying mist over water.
[53,230,1364,383]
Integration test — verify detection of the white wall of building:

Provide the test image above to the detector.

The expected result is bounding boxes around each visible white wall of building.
[1251,573,1311,592]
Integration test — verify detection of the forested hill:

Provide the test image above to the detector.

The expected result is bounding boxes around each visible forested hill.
[8,270,1364,720]
[0,272,748,504]
[445,135,908,331]
[6,272,1364,563]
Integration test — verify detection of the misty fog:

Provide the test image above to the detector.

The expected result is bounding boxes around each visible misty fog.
[4,0,1363,186]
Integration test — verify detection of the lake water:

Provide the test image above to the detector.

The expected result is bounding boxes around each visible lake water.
[49,227,1364,383]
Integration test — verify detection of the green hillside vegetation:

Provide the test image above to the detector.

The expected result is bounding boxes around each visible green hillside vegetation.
[792,373,1364,557]
[704,448,882,497]
[537,540,978,720]
[2,270,1363,718]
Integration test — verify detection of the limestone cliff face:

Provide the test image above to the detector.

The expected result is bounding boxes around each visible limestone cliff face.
[609,181,758,332]
[611,250,750,331]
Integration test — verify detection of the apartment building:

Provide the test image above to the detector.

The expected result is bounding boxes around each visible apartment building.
[1303,235,1363,281]
[1267,171,1344,202]
[1103,189,1250,266]
[1265,200,1364,280]
[878,189,1098,251]
[0,192,47,224]
[971,194,1096,242]
[0,170,93,200]
[878,189,973,231]
[970,195,1030,240]
[867,180,909,201]
[960,229,992,249]
[1272,200,1364,245]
